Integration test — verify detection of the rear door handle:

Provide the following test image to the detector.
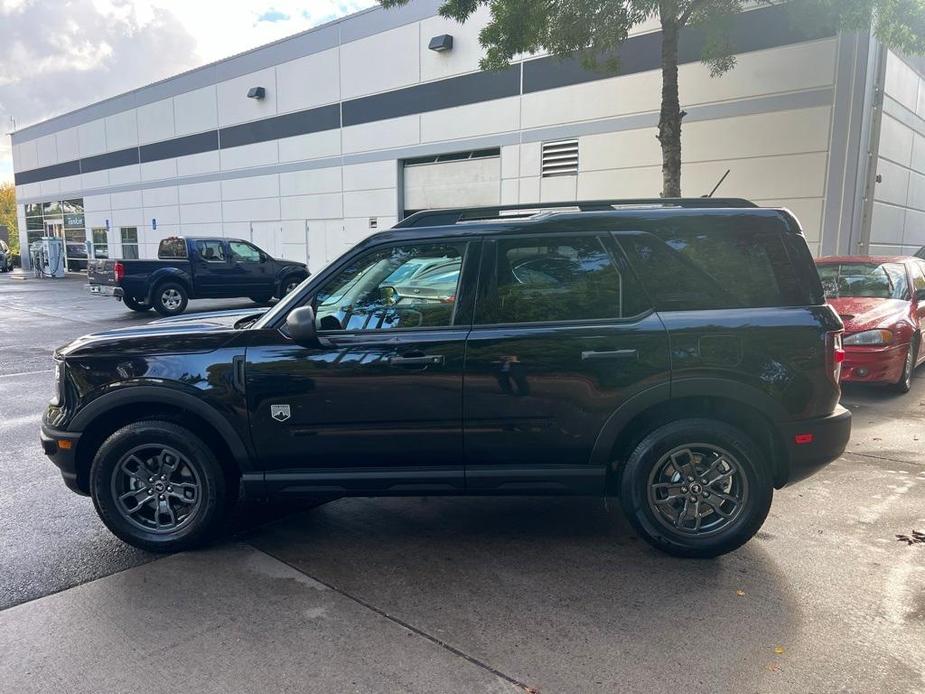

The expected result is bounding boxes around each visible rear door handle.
[581,349,638,361]
[388,354,445,366]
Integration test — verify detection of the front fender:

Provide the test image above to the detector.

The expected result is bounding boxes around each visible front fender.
[69,383,254,472]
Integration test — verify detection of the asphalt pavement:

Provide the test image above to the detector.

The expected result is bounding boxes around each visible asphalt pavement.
[1,271,923,693]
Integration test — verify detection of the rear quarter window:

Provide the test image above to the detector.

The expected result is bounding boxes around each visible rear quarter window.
[618,219,815,311]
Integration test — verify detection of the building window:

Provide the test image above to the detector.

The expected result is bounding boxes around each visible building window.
[120,227,139,259]
[91,228,109,259]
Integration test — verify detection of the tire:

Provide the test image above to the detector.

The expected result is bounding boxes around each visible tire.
[249,294,272,304]
[619,419,773,558]
[152,281,189,317]
[89,420,228,552]
[892,340,918,393]
[278,274,306,298]
[123,295,152,312]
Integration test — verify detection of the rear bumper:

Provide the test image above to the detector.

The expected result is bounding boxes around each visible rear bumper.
[840,344,909,384]
[779,405,851,486]
[86,284,123,299]
[40,424,86,495]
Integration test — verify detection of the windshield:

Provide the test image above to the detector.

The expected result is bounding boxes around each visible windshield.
[817,262,909,300]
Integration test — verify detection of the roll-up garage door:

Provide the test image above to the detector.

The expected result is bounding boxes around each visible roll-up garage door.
[403,150,501,214]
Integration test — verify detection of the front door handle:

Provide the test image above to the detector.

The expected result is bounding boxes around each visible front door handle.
[581,349,638,361]
[388,354,445,366]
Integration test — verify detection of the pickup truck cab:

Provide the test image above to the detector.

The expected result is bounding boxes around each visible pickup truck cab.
[87,236,308,316]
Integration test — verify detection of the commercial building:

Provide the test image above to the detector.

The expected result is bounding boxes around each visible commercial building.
[9,1,925,271]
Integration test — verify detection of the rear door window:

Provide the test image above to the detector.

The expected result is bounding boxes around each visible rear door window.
[158,238,187,259]
[196,240,226,263]
[618,221,812,310]
[475,235,649,324]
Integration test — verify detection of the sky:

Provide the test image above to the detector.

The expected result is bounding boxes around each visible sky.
[0,0,378,184]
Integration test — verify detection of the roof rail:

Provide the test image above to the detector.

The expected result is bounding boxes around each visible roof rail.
[394,198,758,228]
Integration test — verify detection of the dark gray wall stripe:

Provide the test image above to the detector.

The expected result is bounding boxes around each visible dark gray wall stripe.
[14,160,81,185]
[80,147,140,174]
[524,4,836,93]
[342,66,521,126]
[15,2,837,187]
[140,131,219,163]
[220,103,341,148]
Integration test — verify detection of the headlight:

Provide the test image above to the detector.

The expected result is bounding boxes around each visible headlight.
[50,360,65,406]
[844,329,894,346]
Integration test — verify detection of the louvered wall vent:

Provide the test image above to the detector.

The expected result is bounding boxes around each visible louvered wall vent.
[541,139,579,177]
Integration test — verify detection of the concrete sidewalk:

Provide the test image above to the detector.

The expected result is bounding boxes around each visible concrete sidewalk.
[0,543,518,694]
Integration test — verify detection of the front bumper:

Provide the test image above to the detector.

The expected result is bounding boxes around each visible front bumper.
[86,284,123,299]
[779,405,852,486]
[840,343,909,384]
[40,424,85,495]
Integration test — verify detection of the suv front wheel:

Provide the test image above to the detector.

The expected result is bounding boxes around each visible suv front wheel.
[619,419,773,558]
[90,421,228,552]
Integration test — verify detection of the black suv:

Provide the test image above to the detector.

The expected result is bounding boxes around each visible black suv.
[41,199,851,558]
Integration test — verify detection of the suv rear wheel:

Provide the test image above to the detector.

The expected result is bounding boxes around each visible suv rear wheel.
[89,421,228,552]
[152,281,189,317]
[619,419,773,558]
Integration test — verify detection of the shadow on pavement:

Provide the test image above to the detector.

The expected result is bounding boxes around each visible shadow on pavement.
[241,495,801,693]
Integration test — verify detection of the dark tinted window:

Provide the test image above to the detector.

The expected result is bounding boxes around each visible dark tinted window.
[314,243,466,331]
[158,238,188,259]
[619,222,811,310]
[476,235,646,324]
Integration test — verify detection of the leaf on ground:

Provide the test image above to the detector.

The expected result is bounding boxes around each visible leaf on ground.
[736,590,746,596]
[896,530,925,546]
[774,646,785,655]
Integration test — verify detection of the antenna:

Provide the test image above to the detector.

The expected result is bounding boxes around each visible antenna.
[704,169,731,198]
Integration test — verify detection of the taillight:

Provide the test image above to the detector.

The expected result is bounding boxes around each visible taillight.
[826,331,844,384]
[114,261,125,283]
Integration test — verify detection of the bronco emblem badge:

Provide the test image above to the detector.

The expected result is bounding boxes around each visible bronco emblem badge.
[270,404,291,422]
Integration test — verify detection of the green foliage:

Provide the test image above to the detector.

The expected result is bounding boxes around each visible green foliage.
[379,0,925,76]
[0,182,18,254]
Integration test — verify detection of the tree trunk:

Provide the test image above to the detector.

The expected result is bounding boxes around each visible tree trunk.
[657,10,682,198]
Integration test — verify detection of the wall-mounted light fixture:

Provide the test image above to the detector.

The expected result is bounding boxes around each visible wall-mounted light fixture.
[428,34,453,52]
[247,86,266,100]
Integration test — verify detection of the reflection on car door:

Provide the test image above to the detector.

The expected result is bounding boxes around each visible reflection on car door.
[244,239,479,495]
[462,233,670,493]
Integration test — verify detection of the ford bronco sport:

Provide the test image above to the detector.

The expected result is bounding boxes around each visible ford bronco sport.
[41,199,851,558]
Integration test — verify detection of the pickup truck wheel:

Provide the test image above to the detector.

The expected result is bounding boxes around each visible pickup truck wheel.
[89,420,227,552]
[619,419,773,558]
[123,295,152,312]
[249,294,272,304]
[281,275,306,297]
[153,282,189,316]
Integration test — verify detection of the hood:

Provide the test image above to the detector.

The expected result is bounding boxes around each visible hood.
[827,297,909,332]
[58,307,267,358]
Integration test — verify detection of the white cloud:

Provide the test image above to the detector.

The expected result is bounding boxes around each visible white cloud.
[0,0,377,184]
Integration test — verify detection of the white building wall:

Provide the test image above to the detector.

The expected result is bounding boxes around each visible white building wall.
[12,2,845,268]
[869,52,925,256]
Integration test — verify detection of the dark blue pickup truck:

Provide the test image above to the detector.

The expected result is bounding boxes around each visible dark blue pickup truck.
[87,236,309,316]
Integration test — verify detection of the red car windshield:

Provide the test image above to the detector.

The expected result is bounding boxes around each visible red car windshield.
[817,262,909,300]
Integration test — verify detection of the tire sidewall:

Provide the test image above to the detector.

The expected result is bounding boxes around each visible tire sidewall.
[123,295,151,312]
[90,421,225,552]
[152,281,189,316]
[279,274,306,298]
[620,419,773,558]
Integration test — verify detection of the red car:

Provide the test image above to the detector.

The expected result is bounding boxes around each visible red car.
[816,256,925,392]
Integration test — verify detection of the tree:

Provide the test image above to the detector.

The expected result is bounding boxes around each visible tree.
[378,0,925,198]
[0,182,18,254]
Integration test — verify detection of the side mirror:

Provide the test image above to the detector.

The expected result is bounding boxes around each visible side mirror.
[286,306,318,344]
[260,253,269,263]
